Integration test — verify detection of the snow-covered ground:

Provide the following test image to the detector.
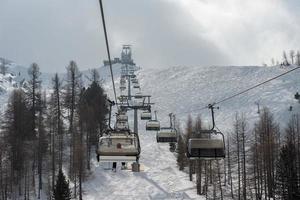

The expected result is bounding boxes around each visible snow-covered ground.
[83,64,202,200]
[83,130,200,200]
[82,64,300,200]
[0,71,18,113]
[138,65,300,131]
[2,59,300,199]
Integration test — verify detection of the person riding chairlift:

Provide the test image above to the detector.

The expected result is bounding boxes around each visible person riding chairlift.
[112,143,126,171]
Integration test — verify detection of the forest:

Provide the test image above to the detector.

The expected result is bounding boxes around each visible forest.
[177,109,300,199]
[0,61,108,200]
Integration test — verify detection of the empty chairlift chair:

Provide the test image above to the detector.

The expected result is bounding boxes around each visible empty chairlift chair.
[157,127,177,143]
[115,121,129,130]
[96,131,141,162]
[132,78,138,84]
[146,120,160,131]
[187,130,225,160]
[141,111,152,120]
[133,83,140,89]
[117,114,128,122]
[135,92,143,99]
[129,70,135,75]
[120,85,126,91]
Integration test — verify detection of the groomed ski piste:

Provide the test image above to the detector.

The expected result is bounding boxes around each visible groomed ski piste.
[84,128,199,199]
[81,63,300,200]
[83,63,201,200]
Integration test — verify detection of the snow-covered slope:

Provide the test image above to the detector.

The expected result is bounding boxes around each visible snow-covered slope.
[83,64,300,200]
[138,65,300,131]
[2,58,300,199]
[0,72,18,113]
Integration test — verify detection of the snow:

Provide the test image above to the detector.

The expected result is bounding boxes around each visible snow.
[2,58,300,199]
[84,137,200,199]
[81,64,300,200]
[138,65,300,131]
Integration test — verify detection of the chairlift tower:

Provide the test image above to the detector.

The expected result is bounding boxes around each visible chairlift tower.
[121,45,134,65]
[117,95,154,134]
[120,45,140,100]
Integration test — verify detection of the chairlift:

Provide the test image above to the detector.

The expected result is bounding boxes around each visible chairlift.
[129,70,135,75]
[157,127,177,143]
[187,131,225,160]
[120,85,126,91]
[117,114,128,122]
[146,120,160,131]
[120,78,126,84]
[135,92,143,99]
[186,104,225,160]
[115,121,129,130]
[133,84,140,89]
[129,98,144,107]
[96,131,140,162]
[132,78,138,84]
[141,111,152,120]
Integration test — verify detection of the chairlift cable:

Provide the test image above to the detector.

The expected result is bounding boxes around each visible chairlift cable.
[214,66,300,106]
[181,66,300,115]
[98,0,118,105]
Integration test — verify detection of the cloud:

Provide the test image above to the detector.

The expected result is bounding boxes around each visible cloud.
[0,0,299,72]
[177,0,300,65]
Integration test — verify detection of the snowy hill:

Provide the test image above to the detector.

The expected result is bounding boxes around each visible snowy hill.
[82,64,300,200]
[0,72,18,113]
[137,65,300,131]
[2,58,300,199]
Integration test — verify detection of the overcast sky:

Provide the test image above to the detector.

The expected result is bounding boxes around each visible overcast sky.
[1,0,300,72]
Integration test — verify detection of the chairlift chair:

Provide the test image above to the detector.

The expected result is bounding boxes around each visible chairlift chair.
[157,127,177,143]
[115,121,129,130]
[186,104,226,160]
[133,84,140,89]
[132,79,138,84]
[120,85,126,91]
[146,120,160,131]
[96,131,141,162]
[120,77,126,84]
[141,111,152,120]
[130,99,144,107]
[129,70,135,75]
[187,130,225,160]
[135,92,143,99]
[117,114,128,122]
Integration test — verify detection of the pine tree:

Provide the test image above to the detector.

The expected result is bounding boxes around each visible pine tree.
[78,81,108,170]
[64,61,82,197]
[53,169,71,200]
[2,89,32,198]
[185,115,194,181]
[283,51,290,66]
[290,50,295,64]
[296,51,300,66]
[251,108,279,199]
[194,115,203,195]
[276,142,300,199]
[26,62,42,137]
[276,117,300,200]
